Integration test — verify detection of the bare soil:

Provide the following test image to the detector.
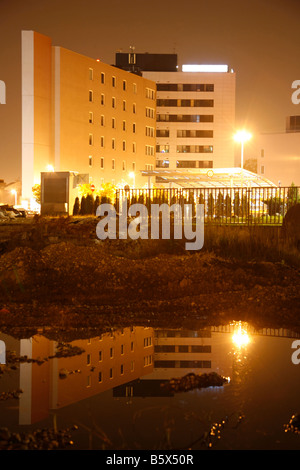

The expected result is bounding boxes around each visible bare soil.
[0,217,299,338]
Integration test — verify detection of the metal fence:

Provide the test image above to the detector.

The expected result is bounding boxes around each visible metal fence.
[115,186,299,225]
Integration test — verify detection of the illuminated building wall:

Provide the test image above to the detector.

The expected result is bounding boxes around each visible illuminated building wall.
[142,68,236,172]
[21,31,156,200]
[245,127,300,187]
[21,31,52,200]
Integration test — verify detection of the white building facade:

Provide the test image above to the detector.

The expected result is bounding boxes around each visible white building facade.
[142,66,236,172]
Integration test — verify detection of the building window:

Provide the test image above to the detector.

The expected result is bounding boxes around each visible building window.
[112,159,115,170]
[133,83,137,94]
[89,68,93,80]
[261,149,264,158]
[133,103,136,114]
[146,145,154,156]
[133,142,136,153]
[146,88,155,100]
[112,97,116,108]
[100,157,104,169]
[156,129,169,137]
[123,80,127,91]
[177,130,213,138]
[101,72,105,84]
[176,145,213,153]
[132,162,136,171]
[89,134,93,145]
[109,368,113,379]
[156,144,169,153]
[130,361,134,372]
[146,126,154,137]
[101,115,105,126]
[89,90,93,102]
[112,76,116,87]
[261,165,265,174]
[101,94,105,105]
[110,347,114,358]
[146,107,155,118]
[87,375,91,387]
[122,140,126,151]
[112,117,116,128]
[120,364,124,375]
[98,371,102,383]
[100,136,104,147]
[87,354,91,365]
[133,123,136,133]
[99,351,103,361]
[122,120,126,131]
[123,100,126,111]
[112,138,115,150]
[89,156,92,167]
[123,160,126,171]
[156,159,170,168]
[89,112,93,124]
[157,114,213,123]
[121,344,124,355]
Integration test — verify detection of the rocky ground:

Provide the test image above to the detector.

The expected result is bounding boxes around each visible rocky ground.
[0,216,299,338]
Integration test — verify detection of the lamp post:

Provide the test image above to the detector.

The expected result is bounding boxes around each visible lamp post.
[233,130,252,170]
[129,172,135,188]
[11,189,17,206]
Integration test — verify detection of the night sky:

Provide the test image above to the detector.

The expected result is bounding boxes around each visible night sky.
[0,0,300,183]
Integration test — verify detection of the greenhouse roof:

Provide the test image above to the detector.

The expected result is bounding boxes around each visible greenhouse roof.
[141,168,277,188]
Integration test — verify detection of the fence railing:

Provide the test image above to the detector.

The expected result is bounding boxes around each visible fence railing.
[115,186,299,225]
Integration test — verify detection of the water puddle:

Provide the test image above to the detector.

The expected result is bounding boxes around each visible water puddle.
[0,321,299,450]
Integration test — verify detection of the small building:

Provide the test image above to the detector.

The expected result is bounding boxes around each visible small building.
[40,171,85,216]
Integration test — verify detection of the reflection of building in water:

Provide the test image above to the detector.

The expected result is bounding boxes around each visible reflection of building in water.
[152,328,233,380]
[53,327,154,410]
[114,327,233,398]
[0,327,154,425]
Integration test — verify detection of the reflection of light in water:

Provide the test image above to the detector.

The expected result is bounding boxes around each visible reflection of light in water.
[232,322,251,349]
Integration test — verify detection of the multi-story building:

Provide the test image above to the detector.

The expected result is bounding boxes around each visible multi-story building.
[142,66,236,172]
[115,54,236,175]
[21,31,156,202]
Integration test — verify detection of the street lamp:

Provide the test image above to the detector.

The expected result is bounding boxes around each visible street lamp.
[233,130,252,169]
[46,164,54,172]
[11,189,17,206]
[129,171,135,188]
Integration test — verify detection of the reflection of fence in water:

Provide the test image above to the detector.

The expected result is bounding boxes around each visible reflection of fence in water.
[116,186,299,225]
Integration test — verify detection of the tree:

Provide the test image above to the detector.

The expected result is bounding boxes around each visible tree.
[80,195,87,215]
[216,192,224,217]
[233,192,240,217]
[287,182,299,210]
[224,194,232,217]
[32,184,41,204]
[73,197,80,215]
[207,193,214,217]
[94,195,100,215]
[85,194,95,214]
